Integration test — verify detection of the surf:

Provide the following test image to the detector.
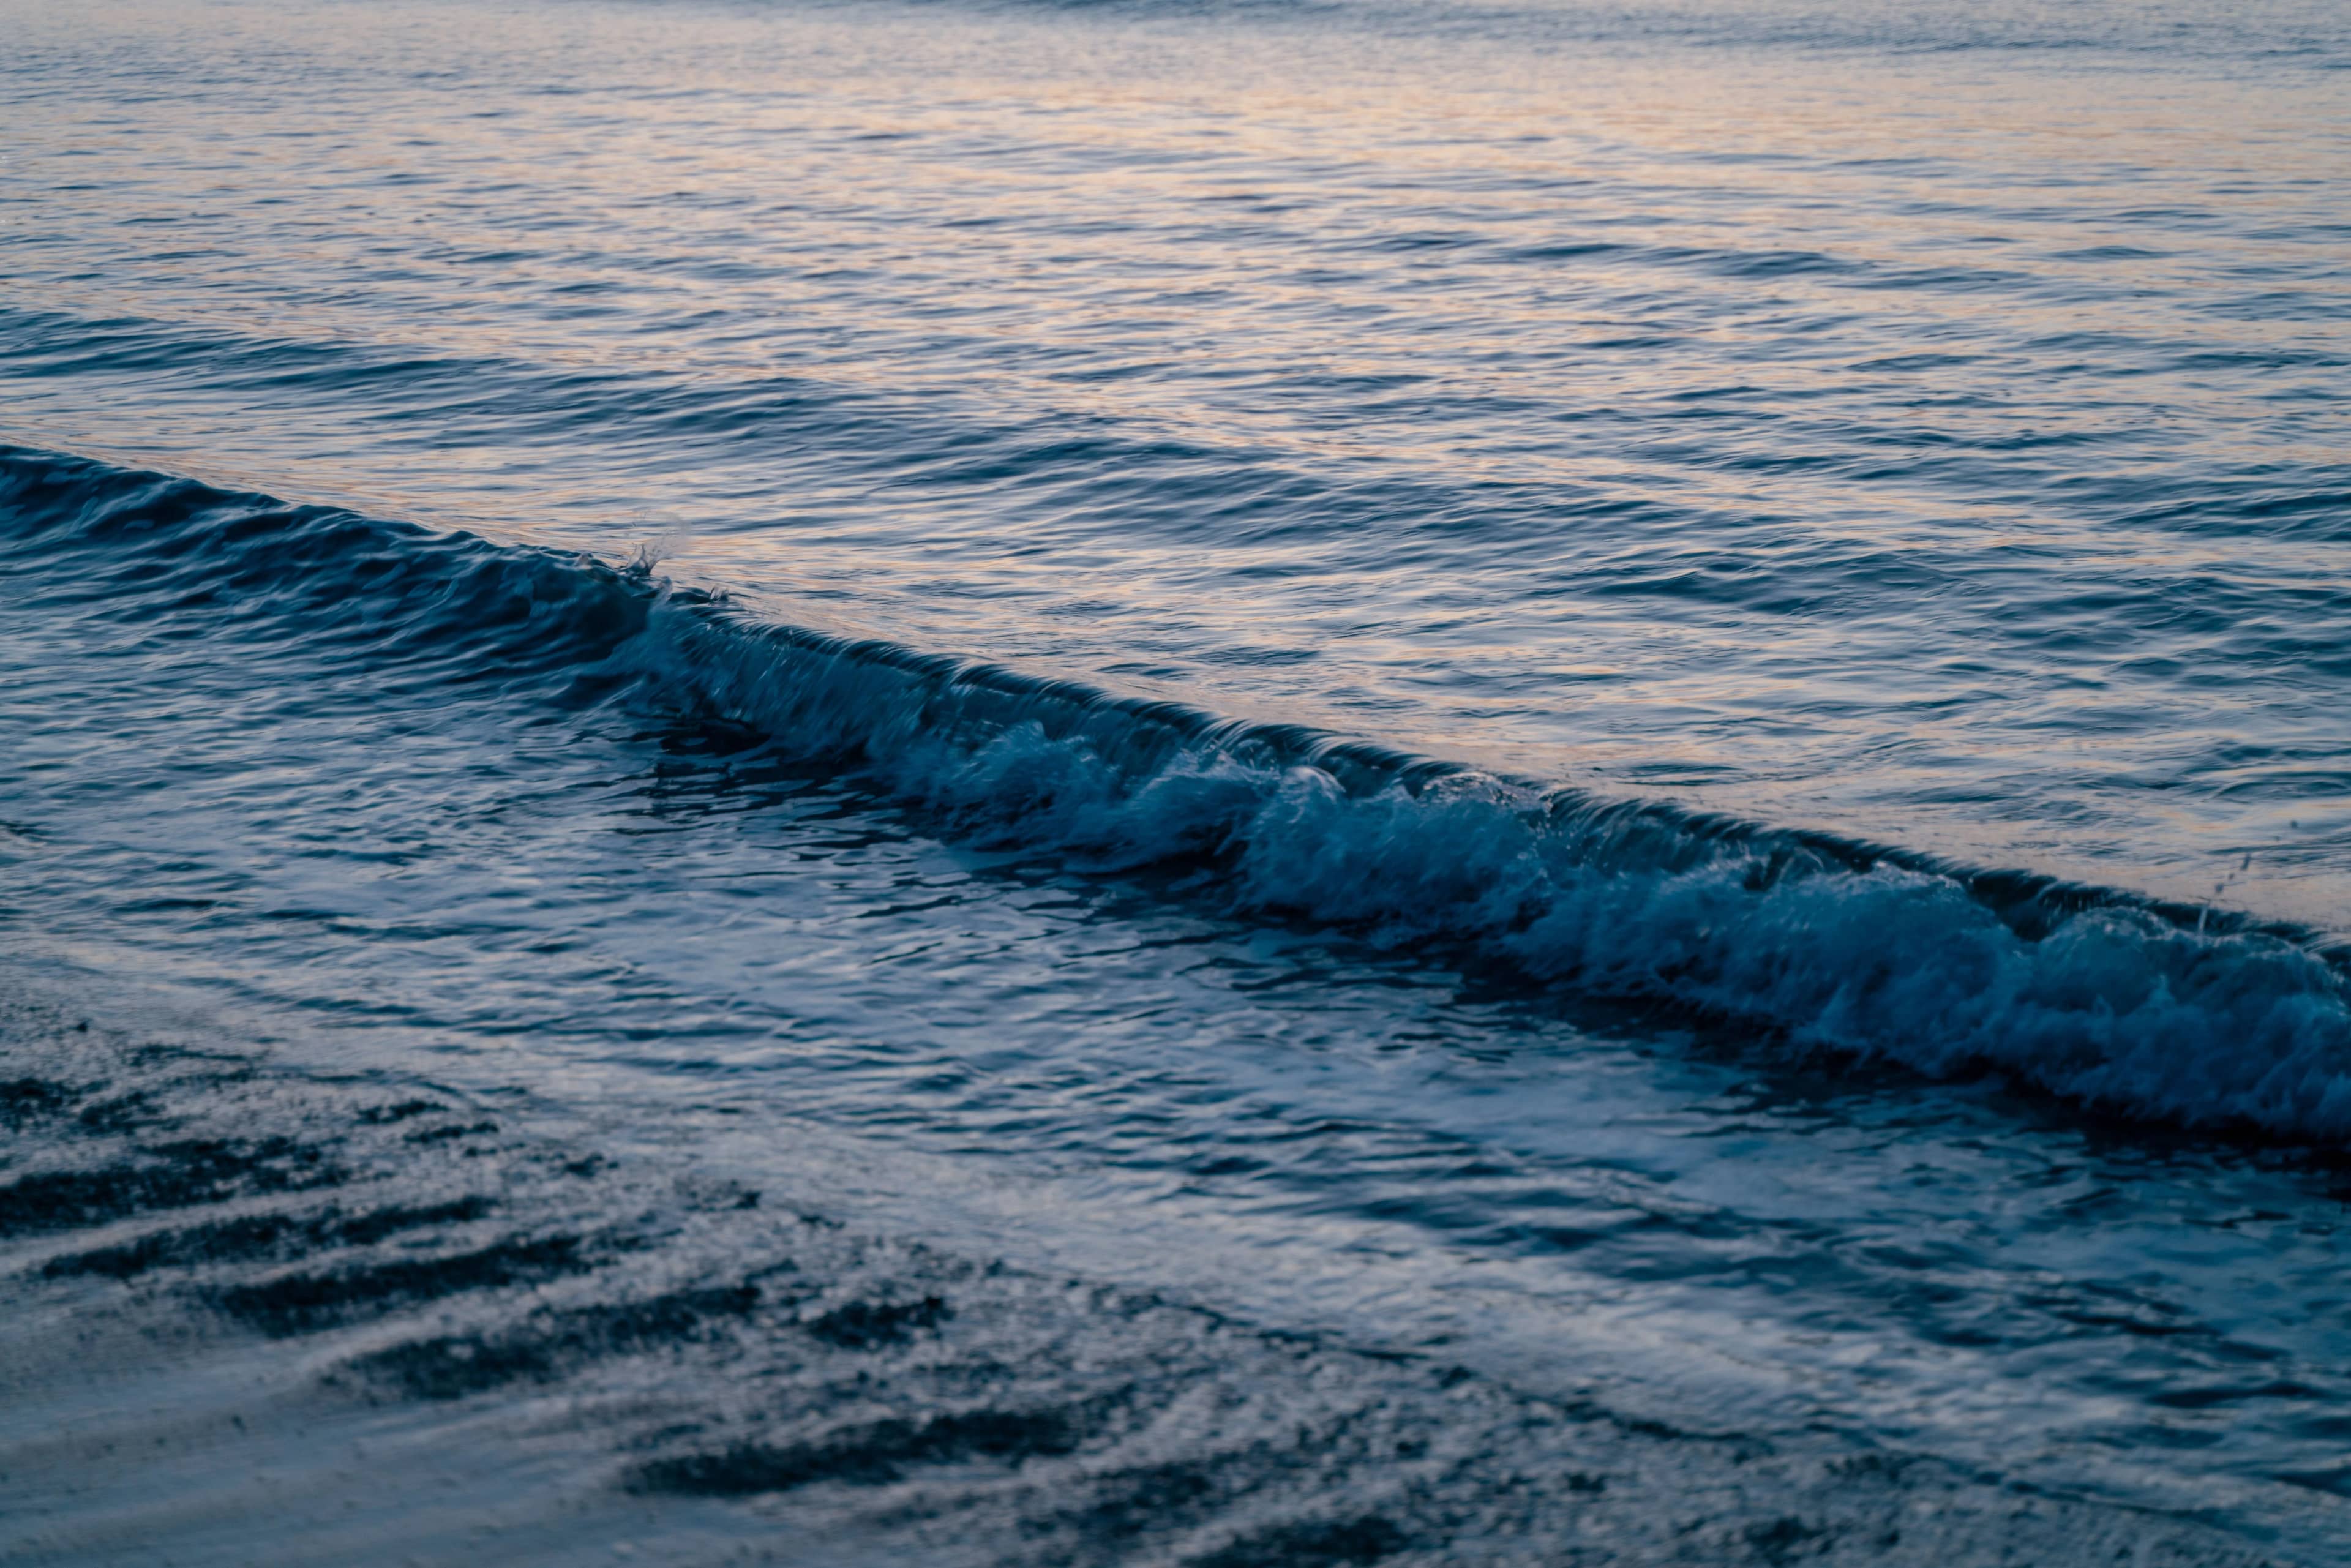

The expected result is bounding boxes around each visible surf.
[10,440,2349,1145]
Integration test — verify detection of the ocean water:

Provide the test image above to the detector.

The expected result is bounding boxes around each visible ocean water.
[4,0,2350,1562]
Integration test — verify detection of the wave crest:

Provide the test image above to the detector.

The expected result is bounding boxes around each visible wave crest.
[10,443,2351,1141]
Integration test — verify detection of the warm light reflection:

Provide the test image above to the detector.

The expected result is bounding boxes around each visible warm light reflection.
[6,0,2348,925]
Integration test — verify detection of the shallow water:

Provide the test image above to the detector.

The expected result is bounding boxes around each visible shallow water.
[4,1,2350,1562]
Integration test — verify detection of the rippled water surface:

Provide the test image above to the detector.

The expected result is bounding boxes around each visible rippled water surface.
[4,1,2350,1563]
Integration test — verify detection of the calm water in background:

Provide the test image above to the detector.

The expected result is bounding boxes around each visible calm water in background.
[5,1,2351,1562]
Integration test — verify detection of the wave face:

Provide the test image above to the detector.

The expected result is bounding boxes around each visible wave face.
[10,441,2350,1145]
[647,591,2351,1143]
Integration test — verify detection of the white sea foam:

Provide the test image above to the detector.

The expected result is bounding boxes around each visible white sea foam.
[628,598,2351,1142]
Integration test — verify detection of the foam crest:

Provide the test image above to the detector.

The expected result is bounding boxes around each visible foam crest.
[623,597,2351,1140]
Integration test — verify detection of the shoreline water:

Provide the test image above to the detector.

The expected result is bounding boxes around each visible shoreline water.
[8,1,2349,1558]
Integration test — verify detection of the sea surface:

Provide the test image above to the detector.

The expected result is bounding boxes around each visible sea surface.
[4,1,2350,1562]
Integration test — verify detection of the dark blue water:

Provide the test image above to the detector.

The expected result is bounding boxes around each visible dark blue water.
[5,1,2350,1562]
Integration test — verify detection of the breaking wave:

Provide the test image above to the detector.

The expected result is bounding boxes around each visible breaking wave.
[10,442,2350,1142]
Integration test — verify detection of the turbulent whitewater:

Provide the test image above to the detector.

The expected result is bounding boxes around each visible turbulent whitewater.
[14,446,2351,1144]
[5,0,2351,1564]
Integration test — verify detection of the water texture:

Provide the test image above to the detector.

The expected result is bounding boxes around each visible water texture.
[3,1,2349,1562]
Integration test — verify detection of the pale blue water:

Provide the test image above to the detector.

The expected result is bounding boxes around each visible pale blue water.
[4,2,2350,1562]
